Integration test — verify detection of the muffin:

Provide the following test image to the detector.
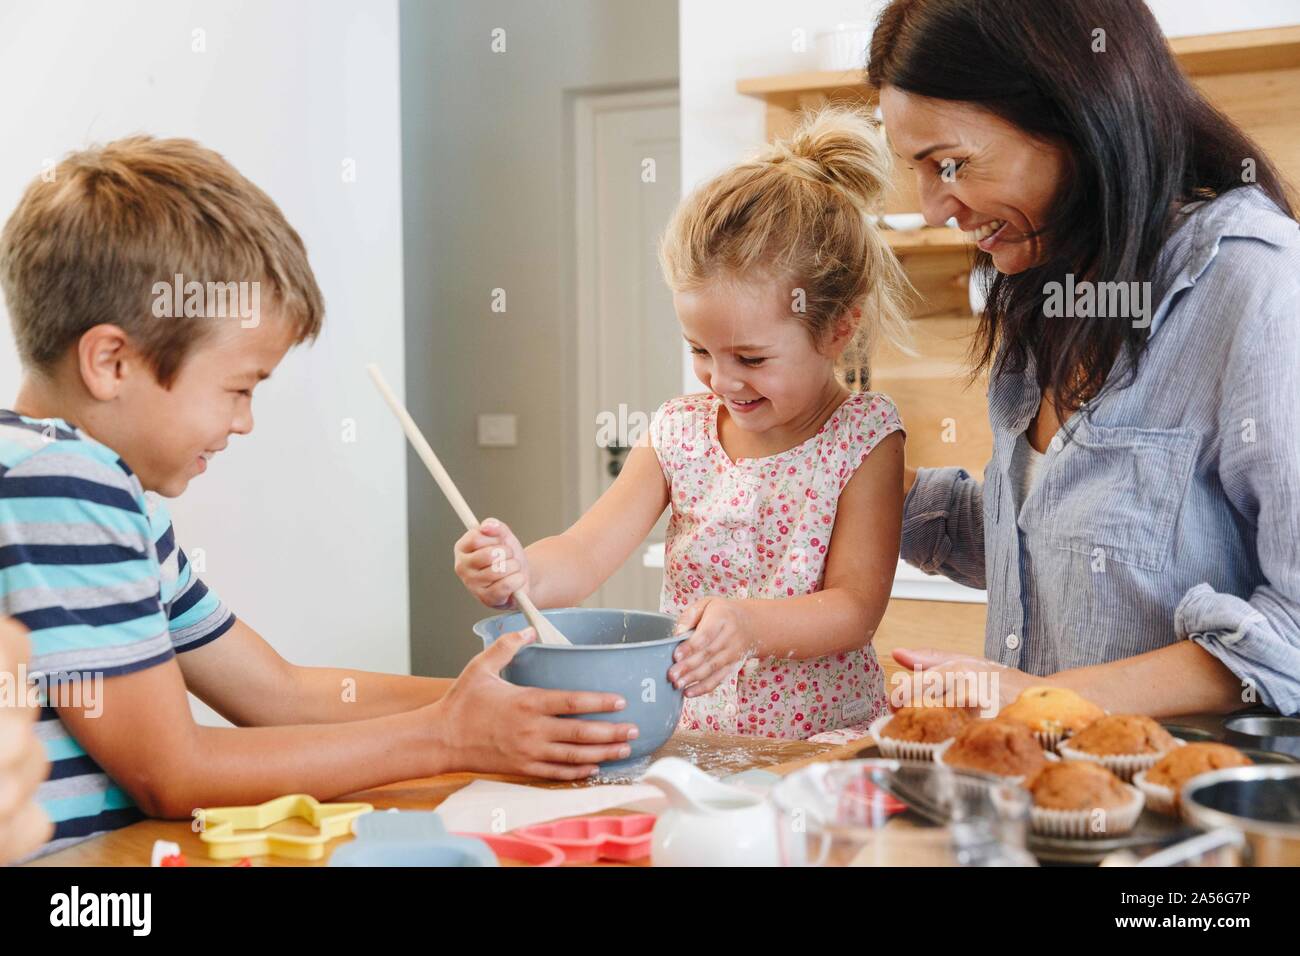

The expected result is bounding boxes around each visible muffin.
[998,686,1106,751]
[1135,742,1253,815]
[1058,715,1180,781]
[871,706,974,761]
[937,719,1051,779]
[1026,762,1144,838]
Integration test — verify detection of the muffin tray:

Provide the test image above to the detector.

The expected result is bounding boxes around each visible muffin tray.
[1027,805,1192,864]
[853,709,1299,865]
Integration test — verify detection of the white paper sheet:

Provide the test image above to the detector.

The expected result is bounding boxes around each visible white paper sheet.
[433,779,666,833]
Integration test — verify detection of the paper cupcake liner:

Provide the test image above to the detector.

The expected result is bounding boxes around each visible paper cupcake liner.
[1132,770,1178,816]
[1057,738,1183,782]
[1032,728,1066,754]
[994,723,1071,754]
[867,714,949,762]
[1030,784,1145,839]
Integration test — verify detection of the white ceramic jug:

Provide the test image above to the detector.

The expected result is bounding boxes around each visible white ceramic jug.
[643,757,779,867]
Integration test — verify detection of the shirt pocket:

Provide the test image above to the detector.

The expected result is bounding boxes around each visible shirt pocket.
[1045,423,1199,573]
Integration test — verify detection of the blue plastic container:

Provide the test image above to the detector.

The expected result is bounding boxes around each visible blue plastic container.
[473,608,688,768]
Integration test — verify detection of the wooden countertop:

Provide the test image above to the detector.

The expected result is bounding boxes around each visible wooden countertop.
[26,694,867,867]
[25,601,989,868]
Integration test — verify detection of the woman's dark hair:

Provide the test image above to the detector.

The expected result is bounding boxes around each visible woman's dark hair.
[867,0,1296,415]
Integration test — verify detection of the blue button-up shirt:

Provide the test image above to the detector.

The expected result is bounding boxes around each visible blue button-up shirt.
[901,186,1300,715]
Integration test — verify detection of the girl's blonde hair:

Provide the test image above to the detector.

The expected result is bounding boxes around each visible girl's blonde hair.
[659,106,913,387]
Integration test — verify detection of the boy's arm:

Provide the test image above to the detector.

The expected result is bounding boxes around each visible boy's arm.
[522,440,670,608]
[69,656,447,818]
[669,432,904,691]
[178,618,449,726]
[61,629,641,817]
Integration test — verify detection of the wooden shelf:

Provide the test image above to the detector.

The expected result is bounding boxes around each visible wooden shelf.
[1171,25,1300,76]
[735,69,870,101]
[870,313,990,475]
[736,25,1300,103]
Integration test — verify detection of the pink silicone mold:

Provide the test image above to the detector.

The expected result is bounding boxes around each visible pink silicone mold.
[515,813,656,863]
[458,832,564,867]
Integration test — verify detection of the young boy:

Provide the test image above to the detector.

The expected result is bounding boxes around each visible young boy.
[0,136,638,858]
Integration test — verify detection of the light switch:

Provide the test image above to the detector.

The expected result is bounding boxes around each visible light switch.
[477,413,517,447]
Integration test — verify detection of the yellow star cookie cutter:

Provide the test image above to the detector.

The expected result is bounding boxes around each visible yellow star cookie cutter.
[197,794,374,860]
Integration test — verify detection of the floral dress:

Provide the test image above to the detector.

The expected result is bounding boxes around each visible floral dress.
[650,390,905,740]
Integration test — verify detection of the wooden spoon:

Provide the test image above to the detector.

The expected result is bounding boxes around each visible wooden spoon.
[367,364,571,646]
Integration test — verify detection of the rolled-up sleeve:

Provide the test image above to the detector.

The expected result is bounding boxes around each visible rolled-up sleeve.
[900,466,987,590]
[1175,305,1300,716]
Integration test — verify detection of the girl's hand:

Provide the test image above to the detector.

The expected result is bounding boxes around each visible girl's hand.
[669,598,757,698]
[453,518,531,609]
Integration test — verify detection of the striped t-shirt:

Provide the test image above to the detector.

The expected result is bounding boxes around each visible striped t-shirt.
[0,410,234,858]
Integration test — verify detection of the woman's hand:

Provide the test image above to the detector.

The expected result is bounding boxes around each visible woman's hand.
[0,619,53,864]
[453,517,530,609]
[889,647,1040,715]
[669,598,757,698]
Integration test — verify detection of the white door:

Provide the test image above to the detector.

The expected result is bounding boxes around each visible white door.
[574,87,681,612]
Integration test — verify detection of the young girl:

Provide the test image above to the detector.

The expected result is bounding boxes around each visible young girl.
[454,107,912,740]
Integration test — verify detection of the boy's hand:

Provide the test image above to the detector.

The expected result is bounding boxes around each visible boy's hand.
[0,619,54,864]
[431,628,639,780]
[453,518,531,609]
[669,598,756,698]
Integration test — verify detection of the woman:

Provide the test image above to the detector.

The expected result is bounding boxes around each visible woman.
[871,0,1300,716]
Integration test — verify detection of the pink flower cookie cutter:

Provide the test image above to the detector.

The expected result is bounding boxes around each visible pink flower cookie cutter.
[515,813,656,863]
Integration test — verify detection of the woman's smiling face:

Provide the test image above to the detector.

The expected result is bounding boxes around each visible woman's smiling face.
[879,85,1070,275]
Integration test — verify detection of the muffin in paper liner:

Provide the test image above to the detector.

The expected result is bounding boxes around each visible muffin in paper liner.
[868,713,949,762]
[1000,723,1082,755]
[1027,708,1115,753]
[1031,728,1067,754]
[934,739,1058,794]
[1057,737,1183,782]
[1132,770,1178,816]
[997,687,1111,753]
[1029,784,1145,839]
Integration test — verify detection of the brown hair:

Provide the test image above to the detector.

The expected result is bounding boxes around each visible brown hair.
[658,106,912,386]
[0,135,324,387]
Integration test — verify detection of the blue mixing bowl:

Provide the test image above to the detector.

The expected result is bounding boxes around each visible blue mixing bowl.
[473,607,688,768]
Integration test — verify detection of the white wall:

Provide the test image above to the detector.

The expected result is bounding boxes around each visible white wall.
[399,0,679,679]
[678,0,1300,392]
[0,0,411,712]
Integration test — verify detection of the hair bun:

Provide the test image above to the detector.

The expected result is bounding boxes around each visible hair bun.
[758,105,893,213]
